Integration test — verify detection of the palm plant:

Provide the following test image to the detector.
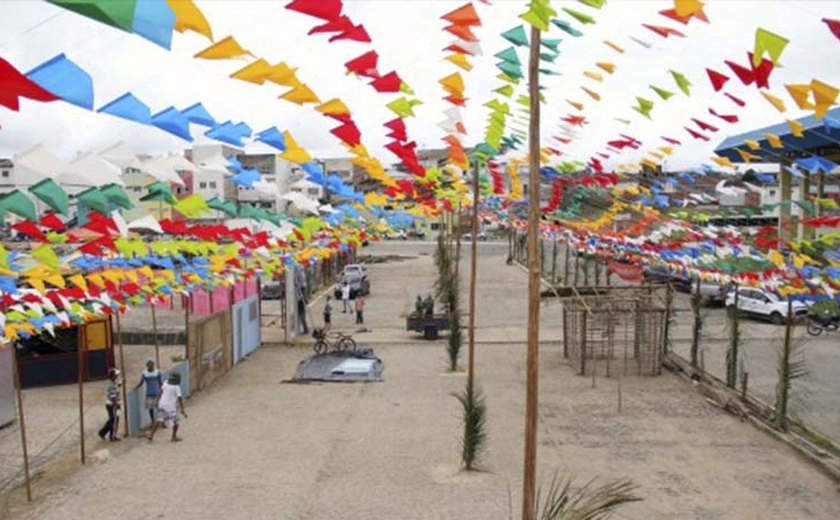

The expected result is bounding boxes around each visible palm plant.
[775,305,807,431]
[454,379,487,470]
[447,309,463,371]
[530,473,641,520]
[434,232,453,308]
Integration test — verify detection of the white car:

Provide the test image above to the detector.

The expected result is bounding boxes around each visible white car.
[725,287,807,324]
[343,264,367,277]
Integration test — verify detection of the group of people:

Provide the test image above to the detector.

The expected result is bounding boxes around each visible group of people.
[98,358,188,443]
[324,281,366,328]
[414,294,435,317]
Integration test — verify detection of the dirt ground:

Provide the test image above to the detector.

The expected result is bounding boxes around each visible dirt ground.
[2,242,839,519]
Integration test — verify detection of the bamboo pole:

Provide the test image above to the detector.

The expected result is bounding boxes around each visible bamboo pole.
[521,24,541,520]
[77,327,86,465]
[467,163,479,388]
[115,314,128,437]
[11,344,32,501]
[150,304,160,368]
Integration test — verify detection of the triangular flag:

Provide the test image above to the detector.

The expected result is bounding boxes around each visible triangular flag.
[194,36,252,59]
[787,119,805,137]
[706,68,729,92]
[760,91,786,112]
[670,70,692,96]
[753,28,788,67]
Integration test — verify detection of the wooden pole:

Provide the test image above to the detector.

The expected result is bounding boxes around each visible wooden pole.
[115,314,128,437]
[455,202,463,312]
[467,163,479,389]
[77,327,86,465]
[522,24,541,520]
[11,344,32,501]
[150,304,160,368]
[184,294,190,362]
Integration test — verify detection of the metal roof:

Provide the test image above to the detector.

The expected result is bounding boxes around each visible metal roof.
[714,106,840,162]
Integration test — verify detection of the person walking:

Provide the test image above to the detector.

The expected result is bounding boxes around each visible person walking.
[134,358,163,426]
[147,373,187,443]
[324,296,333,330]
[355,294,365,325]
[98,368,121,442]
[341,282,351,313]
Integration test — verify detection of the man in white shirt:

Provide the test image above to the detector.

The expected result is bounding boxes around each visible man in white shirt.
[147,372,188,442]
[341,282,351,313]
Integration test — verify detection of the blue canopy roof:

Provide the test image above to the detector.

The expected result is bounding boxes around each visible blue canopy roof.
[714,106,840,163]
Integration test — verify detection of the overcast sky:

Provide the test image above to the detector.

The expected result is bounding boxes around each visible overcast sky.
[0,0,839,171]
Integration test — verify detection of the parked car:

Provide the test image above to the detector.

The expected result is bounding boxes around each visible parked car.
[261,279,284,300]
[643,265,691,292]
[689,279,730,306]
[333,273,370,300]
[384,230,407,240]
[725,287,808,324]
[462,231,488,241]
[343,264,367,278]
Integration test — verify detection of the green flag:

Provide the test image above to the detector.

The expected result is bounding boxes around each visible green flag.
[29,178,69,215]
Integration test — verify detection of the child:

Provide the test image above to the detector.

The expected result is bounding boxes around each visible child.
[341,282,351,313]
[355,294,366,325]
[148,373,187,442]
[324,296,333,329]
[98,368,121,442]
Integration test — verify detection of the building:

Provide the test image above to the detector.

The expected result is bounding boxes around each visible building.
[236,152,292,212]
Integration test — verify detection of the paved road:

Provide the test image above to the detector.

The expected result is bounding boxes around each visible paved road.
[3,242,839,519]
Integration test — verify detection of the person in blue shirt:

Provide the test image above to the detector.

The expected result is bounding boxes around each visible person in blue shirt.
[134,359,163,426]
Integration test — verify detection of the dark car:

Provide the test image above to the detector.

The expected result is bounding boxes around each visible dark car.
[643,265,691,292]
[261,279,284,300]
[333,273,370,300]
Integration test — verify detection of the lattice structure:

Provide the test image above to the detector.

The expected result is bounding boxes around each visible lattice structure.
[562,286,668,377]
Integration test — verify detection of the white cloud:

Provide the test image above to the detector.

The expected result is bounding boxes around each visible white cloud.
[0,0,838,171]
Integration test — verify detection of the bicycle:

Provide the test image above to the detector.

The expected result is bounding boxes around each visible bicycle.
[311,328,357,355]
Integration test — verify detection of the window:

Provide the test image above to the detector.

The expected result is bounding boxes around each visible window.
[209,181,216,189]
[308,188,319,196]
[199,181,207,189]
[1,170,8,178]
[768,190,776,196]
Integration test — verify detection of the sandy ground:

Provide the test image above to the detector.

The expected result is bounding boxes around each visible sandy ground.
[2,242,839,519]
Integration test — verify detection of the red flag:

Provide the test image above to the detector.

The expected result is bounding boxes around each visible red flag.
[706,68,729,92]
[384,118,407,141]
[661,136,682,145]
[642,24,685,38]
[285,0,342,21]
[330,121,361,146]
[822,18,840,40]
[308,16,353,35]
[345,51,379,78]
[39,213,65,231]
[0,58,59,111]
[709,108,739,123]
[691,118,719,133]
[11,220,45,241]
[329,24,371,43]
[724,92,746,107]
[684,127,709,141]
[370,71,403,93]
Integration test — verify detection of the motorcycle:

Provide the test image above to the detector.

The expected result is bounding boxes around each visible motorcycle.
[806,314,839,336]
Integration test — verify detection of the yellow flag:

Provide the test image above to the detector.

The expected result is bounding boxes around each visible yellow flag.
[760,91,786,113]
[744,139,761,150]
[194,36,252,60]
[265,62,299,87]
[167,0,213,40]
[787,119,805,137]
[445,53,473,71]
[315,98,351,116]
[583,70,603,82]
[596,62,616,74]
[230,59,272,84]
[764,134,783,148]
[811,79,839,120]
[280,84,320,105]
[581,86,601,101]
[784,83,814,110]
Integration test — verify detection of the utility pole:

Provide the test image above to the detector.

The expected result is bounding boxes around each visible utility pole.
[521,24,541,520]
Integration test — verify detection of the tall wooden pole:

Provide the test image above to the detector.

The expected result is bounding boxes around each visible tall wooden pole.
[150,304,160,368]
[11,344,32,501]
[455,202,463,311]
[77,328,86,465]
[115,313,128,436]
[468,162,479,389]
[522,24,541,520]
